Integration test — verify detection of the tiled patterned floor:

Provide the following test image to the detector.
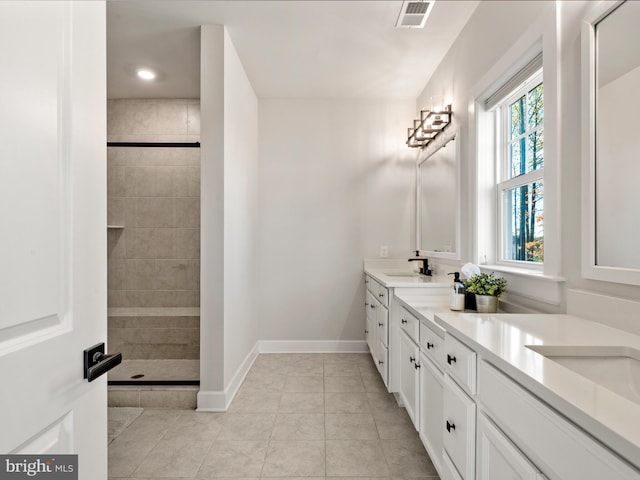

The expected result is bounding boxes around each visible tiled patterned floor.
[108,353,440,479]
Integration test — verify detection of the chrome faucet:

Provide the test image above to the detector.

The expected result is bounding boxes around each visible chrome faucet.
[408,251,432,276]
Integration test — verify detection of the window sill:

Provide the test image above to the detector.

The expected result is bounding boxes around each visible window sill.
[479,264,565,283]
[478,264,565,308]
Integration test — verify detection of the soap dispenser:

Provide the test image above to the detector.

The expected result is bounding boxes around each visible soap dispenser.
[448,272,465,311]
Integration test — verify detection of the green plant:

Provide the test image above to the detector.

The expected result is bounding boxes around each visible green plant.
[465,273,507,297]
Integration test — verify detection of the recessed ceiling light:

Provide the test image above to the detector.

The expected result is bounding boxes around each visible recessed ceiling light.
[137,69,156,81]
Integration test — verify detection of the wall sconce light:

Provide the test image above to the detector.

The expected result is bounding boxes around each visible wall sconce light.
[406,104,452,148]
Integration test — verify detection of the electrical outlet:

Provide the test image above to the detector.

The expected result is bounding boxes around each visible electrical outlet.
[380,245,388,258]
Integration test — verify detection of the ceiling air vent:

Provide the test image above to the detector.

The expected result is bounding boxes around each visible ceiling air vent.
[395,0,434,29]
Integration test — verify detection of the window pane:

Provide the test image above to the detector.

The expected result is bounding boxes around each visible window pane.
[509,139,524,178]
[527,82,543,129]
[509,96,525,140]
[526,128,544,171]
[503,181,544,263]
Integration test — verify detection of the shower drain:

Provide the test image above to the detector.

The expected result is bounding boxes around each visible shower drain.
[130,374,144,379]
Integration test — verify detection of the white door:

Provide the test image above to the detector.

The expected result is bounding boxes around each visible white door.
[0,1,107,477]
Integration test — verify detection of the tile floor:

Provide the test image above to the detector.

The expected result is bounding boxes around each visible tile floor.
[108,353,440,479]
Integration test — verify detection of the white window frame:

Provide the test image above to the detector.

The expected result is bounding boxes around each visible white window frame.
[471,13,564,307]
[495,70,544,270]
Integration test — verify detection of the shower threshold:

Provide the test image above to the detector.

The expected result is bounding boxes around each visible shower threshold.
[108,359,199,386]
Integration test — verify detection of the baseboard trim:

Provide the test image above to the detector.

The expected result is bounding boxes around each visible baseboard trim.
[258,340,368,353]
[196,341,259,412]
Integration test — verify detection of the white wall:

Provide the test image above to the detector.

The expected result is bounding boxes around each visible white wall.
[412,0,640,328]
[199,25,259,409]
[222,28,259,384]
[200,25,225,396]
[256,99,416,342]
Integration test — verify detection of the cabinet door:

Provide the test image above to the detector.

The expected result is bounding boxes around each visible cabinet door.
[366,292,377,357]
[443,375,476,480]
[476,412,539,480]
[376,338,389,387]
[419,352,444,475]
[377,302,389,346]
[442,451,464,480]
[399,329,420,429]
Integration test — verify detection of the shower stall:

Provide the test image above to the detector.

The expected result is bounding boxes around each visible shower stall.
[106,99,201,408]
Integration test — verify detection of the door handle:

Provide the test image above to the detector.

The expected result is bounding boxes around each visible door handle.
[84,343,122,382]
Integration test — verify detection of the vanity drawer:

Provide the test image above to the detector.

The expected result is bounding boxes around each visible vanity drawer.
[420,322,445,370]
[444,333,477,395]
[367,277,389,308]
[376,283,388,307]
[443,374,476,480]
[400,306,420,343]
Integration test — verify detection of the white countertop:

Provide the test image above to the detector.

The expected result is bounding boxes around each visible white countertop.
[434,312,640,470]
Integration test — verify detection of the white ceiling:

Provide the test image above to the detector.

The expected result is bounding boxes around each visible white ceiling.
[107,1,479,100]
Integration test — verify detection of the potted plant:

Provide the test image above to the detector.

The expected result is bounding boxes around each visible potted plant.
[464,273,507,313]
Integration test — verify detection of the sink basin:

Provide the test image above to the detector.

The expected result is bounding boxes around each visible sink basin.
[385,273,425,277]
[527,345,640,406]
[383,273,433,283]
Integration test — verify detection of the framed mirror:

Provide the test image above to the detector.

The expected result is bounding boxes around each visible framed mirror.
[582,0,640,285]
[416,130,460,260]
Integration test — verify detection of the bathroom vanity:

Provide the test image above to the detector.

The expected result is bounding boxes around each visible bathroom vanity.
[392,291,640,480]
[364,264,449,393]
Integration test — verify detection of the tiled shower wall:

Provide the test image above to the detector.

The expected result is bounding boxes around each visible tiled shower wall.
[107,99,201,309]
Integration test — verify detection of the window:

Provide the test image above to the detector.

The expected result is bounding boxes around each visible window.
[496,70,543,264]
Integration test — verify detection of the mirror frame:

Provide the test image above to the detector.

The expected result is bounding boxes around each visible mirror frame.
[581,0,640,285]
[416,127,461,260]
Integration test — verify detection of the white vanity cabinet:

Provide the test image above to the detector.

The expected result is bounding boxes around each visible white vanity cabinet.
[365,275,390,388]
[438,324,640,480]
[478,360,640,480]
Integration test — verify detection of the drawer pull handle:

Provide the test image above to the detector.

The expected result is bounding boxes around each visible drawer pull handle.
[414,362,420,370]
[370,304,375,309]
[378,293,384,298]
[427,342,434,349]
[365,330,368,334]
[401,319,407,324]
[378,360,384,365]
[409,356,415,363]
[365,302,369,306]
[378,322,384,327]
[447,354,457,365]
[446,420,456,433]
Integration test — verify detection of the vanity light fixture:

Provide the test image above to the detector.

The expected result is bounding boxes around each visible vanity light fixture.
[406,104,452,148]
[136,68,156,81]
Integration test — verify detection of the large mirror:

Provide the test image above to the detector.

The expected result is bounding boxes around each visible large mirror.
[416,131,459,259]
[583,1,640,285]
